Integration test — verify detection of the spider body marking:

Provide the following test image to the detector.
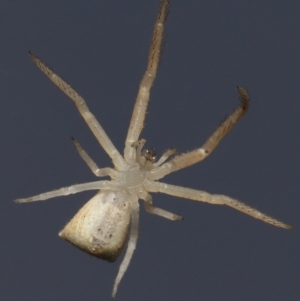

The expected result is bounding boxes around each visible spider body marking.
[15,0,292,298]
[59,189,131,262]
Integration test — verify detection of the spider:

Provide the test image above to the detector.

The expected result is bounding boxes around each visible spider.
[15,0,292,298]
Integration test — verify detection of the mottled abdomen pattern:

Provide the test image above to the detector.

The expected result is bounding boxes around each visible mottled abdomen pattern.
[59,190,131,262]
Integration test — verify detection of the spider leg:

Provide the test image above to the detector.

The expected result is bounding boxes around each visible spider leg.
[28,51,126,170]
[149,87,249,180]
[154,148,176,167]
[71,137,120,179]
[14,180,119,203]
[139,190,183,221]
[131,139,146,150]
[124,0,170,163]
[145,180,293,229]
[112,200,140,298]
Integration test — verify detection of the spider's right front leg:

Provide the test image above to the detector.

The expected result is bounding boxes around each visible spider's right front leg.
[149,87,249,180]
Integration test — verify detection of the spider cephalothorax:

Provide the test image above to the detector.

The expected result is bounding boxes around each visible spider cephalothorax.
[15,0,292,298]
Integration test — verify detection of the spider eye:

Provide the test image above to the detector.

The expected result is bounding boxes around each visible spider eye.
[142,148,156,163]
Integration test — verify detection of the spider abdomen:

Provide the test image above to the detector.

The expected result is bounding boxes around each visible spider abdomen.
[59,190,131,262]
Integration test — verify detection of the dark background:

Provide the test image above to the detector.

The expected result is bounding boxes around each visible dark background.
[2,0,299,300]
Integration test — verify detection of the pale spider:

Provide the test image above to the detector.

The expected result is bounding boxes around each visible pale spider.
[15,0,292,298]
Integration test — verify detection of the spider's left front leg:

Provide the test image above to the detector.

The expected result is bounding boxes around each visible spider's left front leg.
[71,137,120,179]
[149,87,249,180]
[145,180,293,229]
[124,0,170,163]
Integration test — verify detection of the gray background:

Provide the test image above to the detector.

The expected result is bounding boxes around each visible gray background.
[2,0,299,300]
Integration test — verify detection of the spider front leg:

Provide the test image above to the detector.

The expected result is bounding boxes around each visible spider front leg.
[145,180,293,229]
[138,190,183,221]
[149,86,249,180]
[71,137,120,179]
[14,180,119,203]
[28,52,126,170]
[124,0,169,163]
